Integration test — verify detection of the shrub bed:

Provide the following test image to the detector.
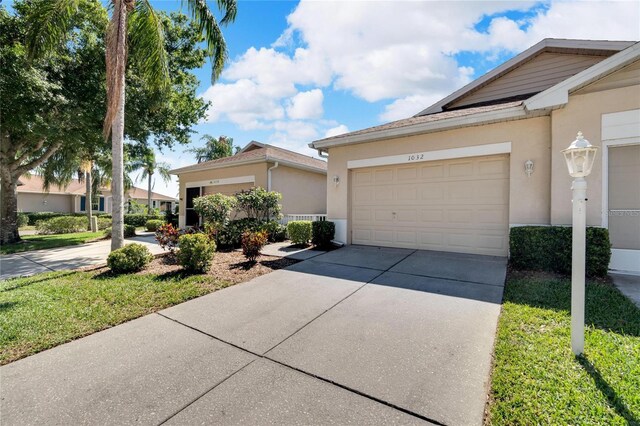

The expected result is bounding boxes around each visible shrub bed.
[104,224,137,238]
[312,221,335,248]
[261,221,287,243]
[123,214,164,228]
[107,243,153,273]
[36,216,88,234]
[145,219,164,232]
[215,218,263,249]
[17,213,29,228]
[287,221,312,245]
[25,212,86,225]
[178,233,216,273]
[509,226,611,277]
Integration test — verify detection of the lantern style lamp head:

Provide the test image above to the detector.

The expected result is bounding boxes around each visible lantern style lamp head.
[562,131,598,178]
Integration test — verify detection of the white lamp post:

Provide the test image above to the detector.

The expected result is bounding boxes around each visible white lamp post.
[561,131,598,356]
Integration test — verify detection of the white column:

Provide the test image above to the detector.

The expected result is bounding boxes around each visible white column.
[571,177,587,356]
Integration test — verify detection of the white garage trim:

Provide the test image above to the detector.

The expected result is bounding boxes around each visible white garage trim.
[185,175,255,188]
[347,142,511,169]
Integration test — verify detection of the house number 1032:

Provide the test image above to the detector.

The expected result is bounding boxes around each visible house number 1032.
[407,154,424,161]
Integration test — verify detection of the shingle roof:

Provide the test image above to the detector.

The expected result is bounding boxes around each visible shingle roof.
[170,143,327,174]
[315,101,523,144]
[17,174,176,200]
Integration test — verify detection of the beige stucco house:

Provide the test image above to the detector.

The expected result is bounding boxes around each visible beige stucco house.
[170,141,327,227]
[17,174,177,214]
[310,39,640,274]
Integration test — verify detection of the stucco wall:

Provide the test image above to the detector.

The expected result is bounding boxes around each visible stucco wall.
[326,116,552,242]
[176,162,268,226]
[270,165,327,214]
[18,193,74,213]
[550,84,640,226]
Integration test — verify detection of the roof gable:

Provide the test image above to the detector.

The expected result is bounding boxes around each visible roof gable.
[417,39,635,116]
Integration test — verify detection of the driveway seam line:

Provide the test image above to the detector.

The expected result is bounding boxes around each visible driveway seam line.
[15,254,56,273]
[155,312,446,425]
[157,358,258,425]
[382,270,506,288]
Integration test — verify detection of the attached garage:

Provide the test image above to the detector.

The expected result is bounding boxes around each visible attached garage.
[350,154,510,256]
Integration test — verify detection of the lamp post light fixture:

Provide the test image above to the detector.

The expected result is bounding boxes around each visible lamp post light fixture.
[561,131,598,356]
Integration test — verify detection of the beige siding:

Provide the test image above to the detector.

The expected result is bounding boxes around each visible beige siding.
[607,144,640,250]
[550,84,640,226]
[203,183,253,196]
[351,155,509,255]
[326,116,551,245]
[18,193,73,213]
[576,60,640,95]
[450,53,604,108]
[270,165,327,214]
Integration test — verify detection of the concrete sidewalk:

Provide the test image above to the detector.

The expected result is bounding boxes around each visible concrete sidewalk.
[1,246,506,425]
[0,233,164,280]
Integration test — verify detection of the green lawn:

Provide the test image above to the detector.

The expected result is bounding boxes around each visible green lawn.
[0,270,229,364]
[487,273,640,425]
[0,231,104,254]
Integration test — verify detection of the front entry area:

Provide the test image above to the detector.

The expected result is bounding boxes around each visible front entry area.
[350,154,510,256]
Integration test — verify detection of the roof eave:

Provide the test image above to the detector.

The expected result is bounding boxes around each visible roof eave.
[169,157,266,175]
[311,104,537,150]
[265,157,327,175]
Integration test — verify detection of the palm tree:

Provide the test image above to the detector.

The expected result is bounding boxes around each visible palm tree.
[27,0,236,250]
[188,135,235,163]
[129,150,171,214]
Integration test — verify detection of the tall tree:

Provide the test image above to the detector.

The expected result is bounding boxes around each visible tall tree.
[188,135,236,163]
[0,1,107,245]
[128,147,171,213]
[27,0,237,250]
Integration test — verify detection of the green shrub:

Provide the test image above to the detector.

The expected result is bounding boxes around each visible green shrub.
[193,194,236,226]
[164,207,179,227]
[123,214,163,228]
[17,213,29,228]
[242,231,268,262]
[107,243,153,274]
[287,221,312,245]
[25,212,86,225]
[178,233,216,273]
[104,224,137,238]
[261,220,286,242]
[97,217,111,230]
[36,216,88,234]
[509,226,611,277]
[312,221,335,248]
[145,219,164,232]
[215,218,263,249]
[235,187,282,221]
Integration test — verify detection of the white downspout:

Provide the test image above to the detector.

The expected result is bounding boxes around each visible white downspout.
[267,161,279,191]
[317,149,328,158]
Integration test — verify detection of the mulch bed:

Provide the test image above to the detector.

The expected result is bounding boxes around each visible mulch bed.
[136,250,299,283]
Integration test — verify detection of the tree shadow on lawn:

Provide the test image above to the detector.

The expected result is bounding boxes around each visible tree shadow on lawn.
[0,271,76,293]
[576,355,639,424]
[506,271,640,337]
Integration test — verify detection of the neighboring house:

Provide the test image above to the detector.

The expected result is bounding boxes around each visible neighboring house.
[310,39,640,274]
[170,141,327,227]
[17,174,177,214]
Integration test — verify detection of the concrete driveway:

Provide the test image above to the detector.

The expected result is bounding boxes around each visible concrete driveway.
[0,233,164,280]
[1,245,506,426]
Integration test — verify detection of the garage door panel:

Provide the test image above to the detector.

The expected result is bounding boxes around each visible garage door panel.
[351,154,509,256]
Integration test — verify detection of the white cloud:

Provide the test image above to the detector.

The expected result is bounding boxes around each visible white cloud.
[324,125,349,138]
[286,89,324,120]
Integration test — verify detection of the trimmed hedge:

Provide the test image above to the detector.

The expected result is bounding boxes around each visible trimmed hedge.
[509,226,611,277]
[104,224,137,238]
[36,216,88,234]
[107,243,153,274]
[25,212,85,225]
[123,214,164,227]
[311,221,335,248]
[287,220,312,245]
[145,219,164,232]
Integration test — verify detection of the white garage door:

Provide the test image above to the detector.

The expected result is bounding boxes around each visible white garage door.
[350,154,510,256]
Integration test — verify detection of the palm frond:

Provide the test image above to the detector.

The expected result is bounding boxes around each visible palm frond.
[183,0,236,81]
[128,0,169,93]
[103,0,129,139]
[25,0,81,59]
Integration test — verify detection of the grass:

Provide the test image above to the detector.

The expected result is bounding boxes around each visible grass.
[486,272,640,425]
[0,231,104,254]
[0,270,230,364]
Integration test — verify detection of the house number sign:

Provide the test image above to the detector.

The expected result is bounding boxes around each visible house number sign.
[407,153,425,162]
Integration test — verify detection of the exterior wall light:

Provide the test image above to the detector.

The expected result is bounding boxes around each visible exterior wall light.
[562,131,598,356]
[332,175,340,187]
[524,159,534,176]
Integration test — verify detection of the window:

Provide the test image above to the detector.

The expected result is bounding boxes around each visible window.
[80,196,104,212]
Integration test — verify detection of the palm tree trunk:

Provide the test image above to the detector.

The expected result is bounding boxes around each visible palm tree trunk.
[147,171,152,215]
[110,75,126,250]
[0,170,20,245]
[85,168,94,231]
